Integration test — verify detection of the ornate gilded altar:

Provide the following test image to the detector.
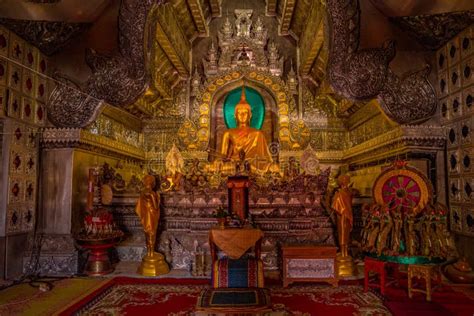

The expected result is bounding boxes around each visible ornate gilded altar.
[111,166,334,272]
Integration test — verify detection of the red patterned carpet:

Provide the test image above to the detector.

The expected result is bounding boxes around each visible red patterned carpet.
[383,281,474,316]
[58,277,390,315]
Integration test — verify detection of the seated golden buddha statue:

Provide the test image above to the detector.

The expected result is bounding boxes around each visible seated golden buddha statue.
[220,86,274,172]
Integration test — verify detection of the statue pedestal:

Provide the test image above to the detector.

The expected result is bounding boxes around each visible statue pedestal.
[336,255,356,278]
[137,252,170,277]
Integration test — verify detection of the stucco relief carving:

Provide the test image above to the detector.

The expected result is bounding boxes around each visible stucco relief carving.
[326,0,436,124]
[47,0,156,128]
[48,77,104,128]
[379,67,437,123]
[0,19,90,56]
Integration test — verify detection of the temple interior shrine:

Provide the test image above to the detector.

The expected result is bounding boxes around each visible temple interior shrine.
[1,0,474,315]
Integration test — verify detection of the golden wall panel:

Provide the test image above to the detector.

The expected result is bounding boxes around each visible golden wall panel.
[439,27,474,237]
[448,37,461,66]
[437,69,449,98]
[0,58,6,86]
[0,87,5,117]
[460,118,472,145]
[461,56,474,87]
[7,63,22,92]
[447,123,459,149]
[0,26,9,57]
[0,28,48,127]
[440,97,449,121]
[8,90,21,119]
[462,208,474,236]
[8,33,23,62]
[448,149,461,174]
[463,85,474,115]
[450,92,463,119]
[6,122,38,235]
[460,26,474,59]
[437,46,448,73]
[21,69,34,97]
[451,207,463,232]
[449,63,462,93]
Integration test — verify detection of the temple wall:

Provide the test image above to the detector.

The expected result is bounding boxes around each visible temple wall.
[34,117,144,276]
[0,26,48,279]
[436,25,474,265]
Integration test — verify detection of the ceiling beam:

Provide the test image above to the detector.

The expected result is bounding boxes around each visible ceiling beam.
[279,0,296,35]
[208,0,221,17]
[299,2,324,76]
[153,3,191,77]
[266,0,277,16]
[153,69,173,99]
[186,0,208,36]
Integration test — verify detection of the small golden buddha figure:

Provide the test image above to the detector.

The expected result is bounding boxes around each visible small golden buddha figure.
[135,175,169,276]
[331,174,356,277]
[220,86,273,172]
[164,144,184,191]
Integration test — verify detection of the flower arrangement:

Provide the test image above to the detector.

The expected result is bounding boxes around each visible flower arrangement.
[214,206,229,218]
[214,206,229,228]
[84,208,117,237]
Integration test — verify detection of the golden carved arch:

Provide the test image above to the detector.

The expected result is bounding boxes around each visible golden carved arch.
[181,70,302,152]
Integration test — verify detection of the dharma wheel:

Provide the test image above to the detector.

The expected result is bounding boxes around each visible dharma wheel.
[373,161,433,215]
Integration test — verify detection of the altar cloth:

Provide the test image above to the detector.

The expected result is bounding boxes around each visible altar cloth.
[209,228,263,259]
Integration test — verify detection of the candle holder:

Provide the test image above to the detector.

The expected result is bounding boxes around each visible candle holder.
[192,247,207,276]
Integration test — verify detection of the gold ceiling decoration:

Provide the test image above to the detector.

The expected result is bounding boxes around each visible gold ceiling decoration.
[279,0,296,35]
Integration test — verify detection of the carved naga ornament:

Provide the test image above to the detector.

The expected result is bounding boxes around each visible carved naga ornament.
[47,0,156,128]
[326,0,437,124]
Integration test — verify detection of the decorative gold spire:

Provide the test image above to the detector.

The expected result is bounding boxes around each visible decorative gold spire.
[239,84,247,102]
[236,84,251,111]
